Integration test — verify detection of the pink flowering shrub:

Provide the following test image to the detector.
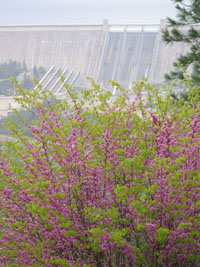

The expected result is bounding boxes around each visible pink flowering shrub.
[0,79,200,266]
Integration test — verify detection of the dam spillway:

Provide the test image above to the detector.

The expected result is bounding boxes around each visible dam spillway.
[98,27,158,84]
[0,20,191,87]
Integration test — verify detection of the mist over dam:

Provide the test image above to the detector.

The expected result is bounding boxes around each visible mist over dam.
[0,20,190,87]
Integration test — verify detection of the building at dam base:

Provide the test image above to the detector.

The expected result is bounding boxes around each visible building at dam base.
[0,20,191,88]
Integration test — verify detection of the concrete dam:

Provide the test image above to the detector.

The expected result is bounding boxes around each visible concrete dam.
[0,20,190,88]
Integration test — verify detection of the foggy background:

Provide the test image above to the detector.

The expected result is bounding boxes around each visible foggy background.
[0,0,176,25]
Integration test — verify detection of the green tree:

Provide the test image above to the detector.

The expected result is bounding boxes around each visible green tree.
[33,65,39,79]
[38,66,46,75]
[162,0,200,84]
[21,73,33,90]
[22,61,27,72]
[0,60,23,79]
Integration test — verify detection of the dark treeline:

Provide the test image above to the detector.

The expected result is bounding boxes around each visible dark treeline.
[0,61,46,96]
[0,60,26,79]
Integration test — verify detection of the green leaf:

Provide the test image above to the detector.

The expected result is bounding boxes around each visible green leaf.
[155,227,170,244]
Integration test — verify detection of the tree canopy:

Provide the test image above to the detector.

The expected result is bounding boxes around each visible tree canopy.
[162,0,200,84]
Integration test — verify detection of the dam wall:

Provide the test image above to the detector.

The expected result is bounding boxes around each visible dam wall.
[148,20,191,83]
[98,26,158,87]
[0,20,195,86]
[0,24,107,81]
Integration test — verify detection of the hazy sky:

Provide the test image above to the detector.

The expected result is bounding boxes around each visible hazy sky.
[0,0,176,25]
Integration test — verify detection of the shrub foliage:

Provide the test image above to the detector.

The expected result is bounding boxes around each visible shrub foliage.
[0,79,200,266]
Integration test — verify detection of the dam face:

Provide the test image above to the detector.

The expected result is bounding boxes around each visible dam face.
[0,25,106,81]
[98,29,157,85]
[0,20,192,86]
